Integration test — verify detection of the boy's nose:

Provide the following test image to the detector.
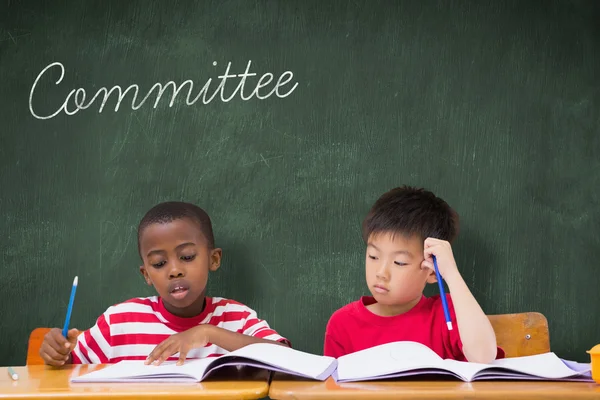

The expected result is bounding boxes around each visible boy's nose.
[168,263,185,279]
[376,263,390,280]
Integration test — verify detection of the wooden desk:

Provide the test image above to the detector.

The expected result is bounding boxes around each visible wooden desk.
[0,364,269,399]
[269,375,600,400]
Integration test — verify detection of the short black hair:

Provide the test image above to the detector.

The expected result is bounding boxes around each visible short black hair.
[362,186,459,244]
[137,201,215,258]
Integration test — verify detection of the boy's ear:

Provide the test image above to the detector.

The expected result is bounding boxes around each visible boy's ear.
[209,248,222,272]
[139,265,152,286]
[425,272,438,284]
[421,260,438,284]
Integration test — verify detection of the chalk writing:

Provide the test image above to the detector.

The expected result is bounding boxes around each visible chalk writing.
[29,61,299,120]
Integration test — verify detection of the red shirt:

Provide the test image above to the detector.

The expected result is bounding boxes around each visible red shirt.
[71,296,289,364]
[324,294,504,361]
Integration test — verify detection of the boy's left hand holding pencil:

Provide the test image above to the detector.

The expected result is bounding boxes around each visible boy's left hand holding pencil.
[39,328,81,366]
[40,275,80,366]
[421,237,460,282]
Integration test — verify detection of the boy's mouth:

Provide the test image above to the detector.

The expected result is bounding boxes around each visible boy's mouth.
[168,281,190,300]
[373,284,389,294]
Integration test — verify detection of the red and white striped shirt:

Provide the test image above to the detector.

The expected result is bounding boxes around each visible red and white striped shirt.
[71,296,289,364]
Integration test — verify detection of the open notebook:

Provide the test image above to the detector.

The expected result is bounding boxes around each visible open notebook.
[333,341,592,383]
[70,343,336,383]
[69,341,592,383]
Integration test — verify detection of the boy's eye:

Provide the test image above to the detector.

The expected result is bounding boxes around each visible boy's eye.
[181,254,196,262]
[368,255,378,260]
[151,261,166,268]
[394,261,408,266]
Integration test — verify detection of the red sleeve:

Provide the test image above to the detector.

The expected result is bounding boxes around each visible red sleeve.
[443,295,505,361]
[240,308,291,347]
[495,346,506,359]
[323,332,345,358]
[323,312,347,358]
[442,295,467,361]
[71,313,112,364]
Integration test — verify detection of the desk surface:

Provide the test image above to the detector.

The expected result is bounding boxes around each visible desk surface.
[0,365,269,399]
[269,375,600,400]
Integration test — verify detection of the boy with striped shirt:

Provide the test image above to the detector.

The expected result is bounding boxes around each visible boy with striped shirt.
[40,202,289,366]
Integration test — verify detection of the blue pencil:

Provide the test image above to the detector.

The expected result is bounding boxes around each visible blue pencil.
[432,256,452,330]
[62,276,78,338]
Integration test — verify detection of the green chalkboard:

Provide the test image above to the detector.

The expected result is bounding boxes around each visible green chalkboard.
[1,0,599,367]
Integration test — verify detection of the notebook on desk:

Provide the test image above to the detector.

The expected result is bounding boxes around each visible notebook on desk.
[70,343,336,383]
[69,341,592,384]
[333,341,593,383]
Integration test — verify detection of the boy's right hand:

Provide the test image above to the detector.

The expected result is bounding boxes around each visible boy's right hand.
[39,328,80,366]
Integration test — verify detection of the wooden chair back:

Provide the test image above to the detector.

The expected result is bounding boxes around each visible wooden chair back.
[26,327,51,365]
[488,312,550,357]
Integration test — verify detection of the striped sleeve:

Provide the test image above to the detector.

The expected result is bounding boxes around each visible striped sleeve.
[240,307,291,346]
[71,311,113,364]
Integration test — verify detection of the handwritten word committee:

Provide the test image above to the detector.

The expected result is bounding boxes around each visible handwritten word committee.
[29,61,299,120]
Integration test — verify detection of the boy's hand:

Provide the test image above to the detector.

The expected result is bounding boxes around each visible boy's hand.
[421,237,460,282]
[39,328,80,366]
[145,325,212,366]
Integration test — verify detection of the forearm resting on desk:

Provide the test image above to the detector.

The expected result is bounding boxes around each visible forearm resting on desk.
[206,325,289,352]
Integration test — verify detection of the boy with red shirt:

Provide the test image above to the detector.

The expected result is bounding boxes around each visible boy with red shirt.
[40,201,289,366]
[324,186,504,363]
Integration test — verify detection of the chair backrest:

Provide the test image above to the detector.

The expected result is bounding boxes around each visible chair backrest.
[26,327,51,365]
[487,312,550,357]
